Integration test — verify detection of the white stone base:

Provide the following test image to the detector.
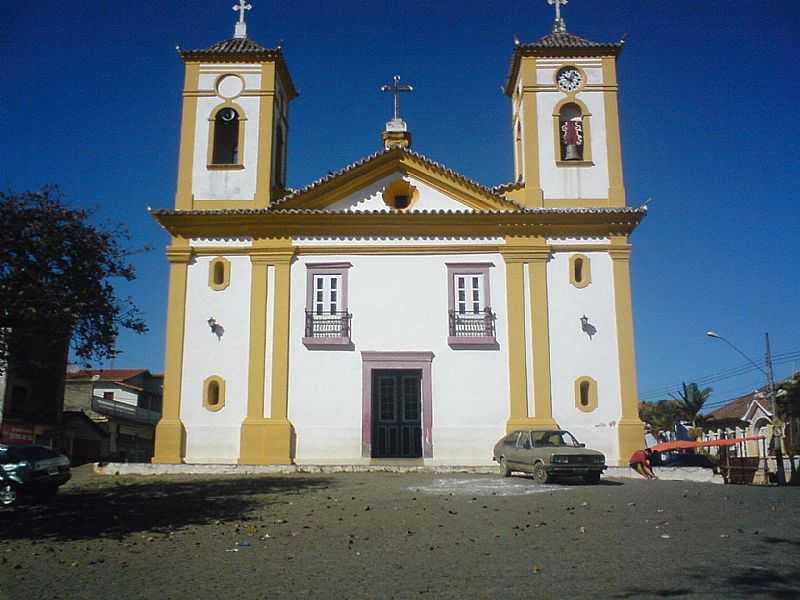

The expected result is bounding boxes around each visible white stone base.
[605,466,724,484]
[94,463,501,476]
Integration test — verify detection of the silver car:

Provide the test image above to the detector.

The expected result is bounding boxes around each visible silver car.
[493,429,606,484]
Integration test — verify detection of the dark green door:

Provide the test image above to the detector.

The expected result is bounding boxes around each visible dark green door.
[372,370,422,458]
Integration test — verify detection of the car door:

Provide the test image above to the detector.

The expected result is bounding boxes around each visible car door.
[514,431,534,472]
[499,432,520,466]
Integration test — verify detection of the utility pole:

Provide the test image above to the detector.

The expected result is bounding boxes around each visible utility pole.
[766,332,786,485]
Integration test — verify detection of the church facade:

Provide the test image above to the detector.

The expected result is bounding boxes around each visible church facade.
[151,7,647,467]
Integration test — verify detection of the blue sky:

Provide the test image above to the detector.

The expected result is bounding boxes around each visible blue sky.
[2,1,798,410]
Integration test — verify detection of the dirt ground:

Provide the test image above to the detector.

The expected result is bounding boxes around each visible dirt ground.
[1,466,798,600]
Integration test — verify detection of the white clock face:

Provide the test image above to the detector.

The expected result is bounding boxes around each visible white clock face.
[557,67,583,92]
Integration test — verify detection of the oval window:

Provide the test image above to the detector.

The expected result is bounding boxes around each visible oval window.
[574,258,584,283]
[208,381,220,406]
[579,381,590,407]
[213,261,225,286]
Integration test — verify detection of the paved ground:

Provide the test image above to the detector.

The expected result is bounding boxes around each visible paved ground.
[1,466,798,599]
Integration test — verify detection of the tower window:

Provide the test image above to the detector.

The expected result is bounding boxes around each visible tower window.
[559,103,583,161]
[274,126,285,189]
[212,107,240,165]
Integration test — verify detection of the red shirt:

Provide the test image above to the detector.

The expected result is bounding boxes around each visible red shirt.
[629,450,648,465]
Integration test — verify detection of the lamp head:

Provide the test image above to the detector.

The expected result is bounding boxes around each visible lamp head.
[706,330,720,339]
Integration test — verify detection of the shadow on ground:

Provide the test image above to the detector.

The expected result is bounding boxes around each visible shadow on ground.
[0,475,331,543]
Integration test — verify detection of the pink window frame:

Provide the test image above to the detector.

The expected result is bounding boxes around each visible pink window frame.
[446,262,497,349]
[303,262,352,348]
[361,351,434,459]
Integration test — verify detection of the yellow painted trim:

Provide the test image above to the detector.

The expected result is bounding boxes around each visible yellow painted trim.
[153,211,645,240]
[175,63,199,210]
[381,178,419,210]
[543,198,609,208]
[602,57,626,207]
[202,375,226,412]
[206,101,248,170]
[519,56,544,208]
[239,239,295,465]
[575,376,598,413]
[549,244,610,253]
[609,237,645,463]
[254,62,277,208]
[193,200,259,210]
[208,256,231,291]
[528,252,557,427]
[569,253,592,289]
[294,244,504,256]
[552,97,593,164]
[152,240,192,463]
[503,259,527,428]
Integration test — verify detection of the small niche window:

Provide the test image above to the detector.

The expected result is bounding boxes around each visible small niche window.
[575,376,598,413]
[208,257,231,291]
[203,375,226,412]
[382,179,417,210]
[209,106,243,167]
[569,254,591,289]
[274,126,285,189]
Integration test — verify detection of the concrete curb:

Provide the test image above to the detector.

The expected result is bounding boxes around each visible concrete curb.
[94,463,723,483]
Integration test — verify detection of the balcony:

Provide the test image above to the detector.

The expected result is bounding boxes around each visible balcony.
[303,310,353,348]
[91,396,161,425]
[448,308,497,349]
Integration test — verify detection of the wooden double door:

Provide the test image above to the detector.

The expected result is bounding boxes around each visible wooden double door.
[371,369,422,459]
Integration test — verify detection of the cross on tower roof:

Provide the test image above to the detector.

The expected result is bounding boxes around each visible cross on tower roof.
[233,0,252,39]
[381,75,414,123]
[547,0,568,34]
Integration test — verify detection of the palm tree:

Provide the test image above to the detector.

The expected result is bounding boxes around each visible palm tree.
[670,382,712,427]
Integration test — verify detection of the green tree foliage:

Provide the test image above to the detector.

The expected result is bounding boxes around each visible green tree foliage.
[639,399,681,434]
[0,186,147,371]
[670,382,713,427]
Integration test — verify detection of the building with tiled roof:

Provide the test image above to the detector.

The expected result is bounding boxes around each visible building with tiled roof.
[149,2,648,468]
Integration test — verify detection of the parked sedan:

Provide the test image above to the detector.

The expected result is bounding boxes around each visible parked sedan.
[493,429,606,484]
[0,444,72,506]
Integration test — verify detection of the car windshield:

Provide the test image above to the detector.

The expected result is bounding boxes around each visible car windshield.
[531,431,581,447]
[7,446,59,461]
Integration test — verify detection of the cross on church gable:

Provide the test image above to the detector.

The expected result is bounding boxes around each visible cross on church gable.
[380,75,413,122]
[547,0,568,33]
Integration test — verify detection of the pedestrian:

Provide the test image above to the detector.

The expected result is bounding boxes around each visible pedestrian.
[630,447,658,480]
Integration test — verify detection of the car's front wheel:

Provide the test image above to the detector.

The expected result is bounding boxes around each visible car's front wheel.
[0,482,17,506]
[532,462,549,484]
[499,458,511,477]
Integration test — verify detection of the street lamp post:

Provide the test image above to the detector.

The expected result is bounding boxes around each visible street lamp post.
[706,330,785,485]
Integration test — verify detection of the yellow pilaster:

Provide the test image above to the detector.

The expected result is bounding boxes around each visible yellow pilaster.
[503,257,528,429]
[602,57,626,207]
[254,62,277,208]
[528,250,557,427]
[239,240,295,465]
[152,241,192,464]
[175,63,199,211]
[502,240,556,431]
[519,57,544,208]
[610,238,645,463]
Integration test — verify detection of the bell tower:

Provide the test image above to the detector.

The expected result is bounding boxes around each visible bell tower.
[173,1,297,210]
[505,0,625,208]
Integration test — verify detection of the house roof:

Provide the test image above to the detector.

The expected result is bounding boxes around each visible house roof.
[65,369,149,383]
[177,37,297,99]
[707,387,769,422]
[504,31,624,96]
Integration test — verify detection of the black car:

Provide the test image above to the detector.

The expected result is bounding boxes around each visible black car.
[0,444,72,506]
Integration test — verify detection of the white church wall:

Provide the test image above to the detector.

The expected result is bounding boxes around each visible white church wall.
[537,91,609,199]
[294,236,503,247]
[288,250,509,464]
[326,172,474,212]
[192,65,262,202]
[181,255,252,463]
[546,250,622,463]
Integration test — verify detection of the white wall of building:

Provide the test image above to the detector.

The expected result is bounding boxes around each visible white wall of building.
[547,250,622,463]
[180,255,253,463]
[94,386,138,406]
[192,65,262,201]
[327,172,474,212]
[288,247,510,464]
